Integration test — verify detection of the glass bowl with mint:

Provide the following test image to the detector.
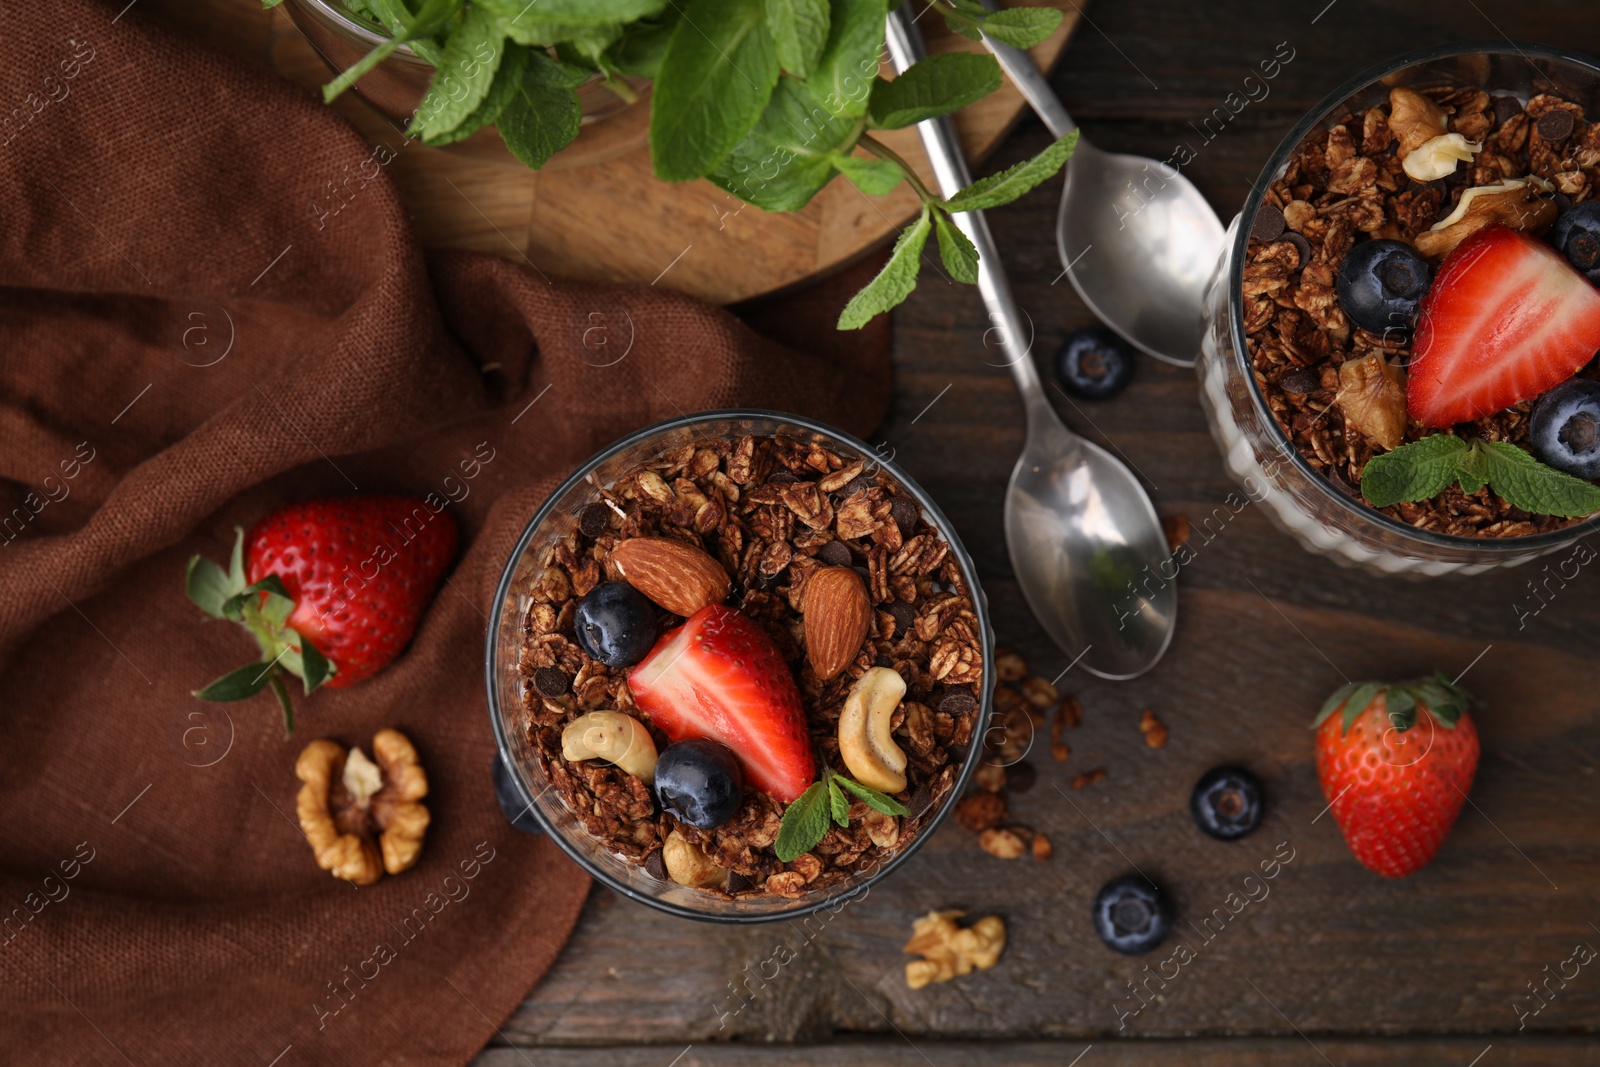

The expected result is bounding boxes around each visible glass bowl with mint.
[1198,43,1600,575]
[272,0,1078,327]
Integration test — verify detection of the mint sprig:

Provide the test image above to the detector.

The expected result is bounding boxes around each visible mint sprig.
[1361,436,1600,517]
[774,768,910,862]
[286,0,1068,328]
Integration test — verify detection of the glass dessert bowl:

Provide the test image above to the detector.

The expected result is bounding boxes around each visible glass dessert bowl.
[485,412,994,922]
[1198,43,1600,575]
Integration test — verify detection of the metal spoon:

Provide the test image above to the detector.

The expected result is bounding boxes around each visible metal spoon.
[977,0,1225,368]
[885,5,1175,680]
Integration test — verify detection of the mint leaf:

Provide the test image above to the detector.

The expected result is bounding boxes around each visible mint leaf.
[1476,440,1600,517]
[867,52,1001,129]
[408,3,505,140]
[476,0,667,26]
[1358,434,1468,508]
[185,557,233,619]
[607,11,681,77]
[980,6,1064,48]
[766,0,830,78]
[833,774,909,816]
[943,130,1078,212]
[827,776,850,826]
[830,152,901,196]
[933,210,978,283]
[810,0,887,119]
[194,662,276,702]
[650,0,780,182]
[708,78,858,211]
[775,781,832,861]
[497,51,587,169]
[838,206,932,329]
[423,42,529,146]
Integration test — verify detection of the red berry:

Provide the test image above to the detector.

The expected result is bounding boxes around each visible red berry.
[629,604,815,803]
[1313,678,1478,878]
[1408,225,1600,428]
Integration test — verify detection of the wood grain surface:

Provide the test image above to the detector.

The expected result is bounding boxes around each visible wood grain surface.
[483,0,1600,1060]
[148,0,1600,1060]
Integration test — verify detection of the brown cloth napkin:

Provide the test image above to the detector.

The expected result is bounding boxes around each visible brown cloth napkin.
[0,3,892,1064]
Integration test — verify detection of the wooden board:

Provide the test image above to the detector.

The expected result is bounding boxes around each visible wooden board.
[148,0,1083,304]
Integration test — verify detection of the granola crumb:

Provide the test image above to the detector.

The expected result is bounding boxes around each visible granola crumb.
[978,827,1027,859]
[1162,513,1191,551]
[1070,768,1107,790]
[1030,832,1053,861]
[1139,708,1168,749]
[1050,742,1071,763]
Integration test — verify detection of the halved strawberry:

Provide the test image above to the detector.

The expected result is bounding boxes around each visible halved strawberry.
[1408,225,1600,428]
[629,605,816,803]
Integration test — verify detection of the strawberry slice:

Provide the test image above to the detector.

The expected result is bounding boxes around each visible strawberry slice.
[1408,225,1600,428]
[629,604,816,803]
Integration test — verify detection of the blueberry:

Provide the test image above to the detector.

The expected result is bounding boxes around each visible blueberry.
[1189,766,1265,841]
[1530,379,1600,479]
[1092,874,1172,955]
[492,754,543,835]
[1055,326,1135,400]
[574,581,658,667]
[1552,203,1600,285]
[1335,239,1433,340]
[653,739,745,829]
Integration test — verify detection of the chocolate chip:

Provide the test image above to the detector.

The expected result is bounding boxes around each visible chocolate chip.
[1007,760,1037,793]
[1251,203,1286,243]
[853,565,871,587]
[818,540,853,567]
[1555,190,1576,214]
[1279,367,1319,395]
[909,782,934,817]
[577,501,611,539]
[1492,94,1523,126]
[644,849,667,881]
[768,469,801,484]
[533,667,570,698]
[1283,231,1312,269]
[1537,109,1576,142]
[947,744,966,765]
[841,473,876,497]
[889,497,918,537]
[725,869,757,894]
[938,688,976,716]
[888,600,915,638]
[875,653,894,668]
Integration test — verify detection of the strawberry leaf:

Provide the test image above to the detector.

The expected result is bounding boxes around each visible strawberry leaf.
[833,773,909,816]
[227,526,246,588]
[193,662,276,702]
[1312,682,1359,728]
[827,776,850,827]
[1383,686,1417,729]
[1339,681,1382,734]
[267,675,296,737]
[185,557,233,619]
[300,639,334,694]
[775,781,832,861]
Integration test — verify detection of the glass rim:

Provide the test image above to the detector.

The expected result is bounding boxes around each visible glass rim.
[483,409,996,923]
[289,0,425,58]
[1226,40,1600,552]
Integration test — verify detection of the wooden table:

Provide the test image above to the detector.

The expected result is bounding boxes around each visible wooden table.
[466,2,1600,1063]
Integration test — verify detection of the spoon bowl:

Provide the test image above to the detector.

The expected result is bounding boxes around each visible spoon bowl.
[1058,141,1226,367]
[1005,416,1176,680]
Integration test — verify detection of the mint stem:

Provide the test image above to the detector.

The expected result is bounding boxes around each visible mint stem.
[859,133,938,204]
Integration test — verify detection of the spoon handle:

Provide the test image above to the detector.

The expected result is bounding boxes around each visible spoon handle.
[976,0,1076,141]
[884,4,1052,422]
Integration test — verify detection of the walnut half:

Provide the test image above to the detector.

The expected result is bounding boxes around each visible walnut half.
[903,909,1006,989]
[295,729,430,885]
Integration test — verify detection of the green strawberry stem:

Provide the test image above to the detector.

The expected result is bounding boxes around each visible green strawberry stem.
[186,527,334,737]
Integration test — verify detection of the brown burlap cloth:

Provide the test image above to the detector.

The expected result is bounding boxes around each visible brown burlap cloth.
[0,2,892,1063]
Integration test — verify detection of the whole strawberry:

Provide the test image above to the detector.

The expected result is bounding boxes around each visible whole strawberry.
[1314,673,1478,878]
[186,497,458,733]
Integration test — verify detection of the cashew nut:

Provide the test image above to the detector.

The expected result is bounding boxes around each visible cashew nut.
[561,710,659,783]
[662,829,727,888]
[838,666,909,794]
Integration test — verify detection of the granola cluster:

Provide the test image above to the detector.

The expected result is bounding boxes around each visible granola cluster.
[515,434,983,900]
[1245,84,1600,537]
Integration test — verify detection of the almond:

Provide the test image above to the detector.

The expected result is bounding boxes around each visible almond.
[610,537,729,618]
[803,565,871,681]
